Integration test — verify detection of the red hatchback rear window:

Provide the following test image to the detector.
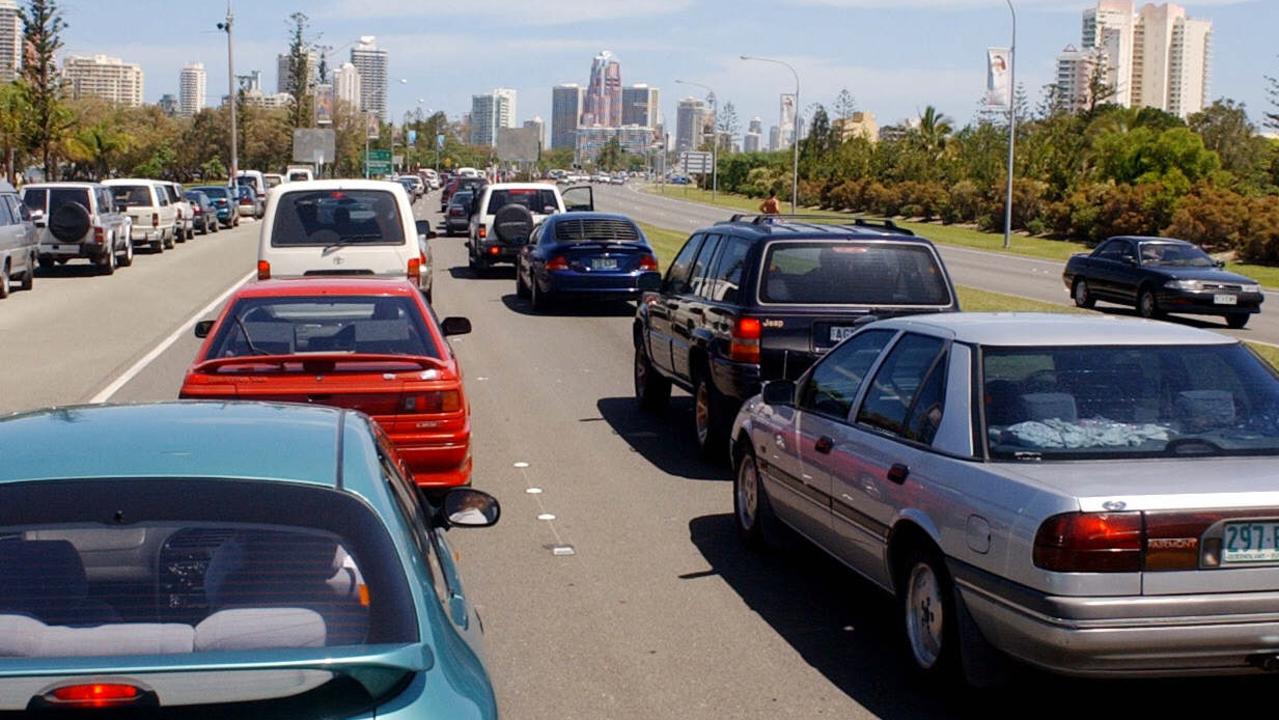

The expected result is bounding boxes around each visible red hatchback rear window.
[209,296,440,359]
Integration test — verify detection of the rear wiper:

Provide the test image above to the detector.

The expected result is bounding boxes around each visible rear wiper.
[323,236,383,253]
[233,314,271,357]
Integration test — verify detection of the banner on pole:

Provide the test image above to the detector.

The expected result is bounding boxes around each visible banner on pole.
[366,113,381,141]
[986,48,1011,108]
[314,84,334,126]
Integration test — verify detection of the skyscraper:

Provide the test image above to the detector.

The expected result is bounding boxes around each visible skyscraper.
[350,36,388,120]
[470,89,516,147]
[768,126,780,152]
[583,51,622,127]
[333,62,361,107]
[621,84,660,127]
[62,55,144,107]
[1056,45,1101,114]
[0,0,19,83]
[494,88,518,130]
[675,97,707,153]
[277,50,319,94]
[178,62,206,117]
[551,84,583,151]
[1083,0,1136,107]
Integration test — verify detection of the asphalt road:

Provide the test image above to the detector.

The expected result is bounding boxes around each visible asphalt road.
[2,191,1275,717]
[592,183,1279,347]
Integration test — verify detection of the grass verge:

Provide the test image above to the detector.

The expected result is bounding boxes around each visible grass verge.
[637,222,689,271]
[642,184,1277,284]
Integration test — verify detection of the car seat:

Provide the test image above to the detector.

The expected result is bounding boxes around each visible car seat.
[0,540,120,626]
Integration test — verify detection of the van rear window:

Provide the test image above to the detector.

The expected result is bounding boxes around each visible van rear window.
[270,190,404,247]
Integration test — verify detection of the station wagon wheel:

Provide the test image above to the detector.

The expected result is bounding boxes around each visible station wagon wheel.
[899,547,959,678]
[694,376,728,458]
[1072,279,1095,309]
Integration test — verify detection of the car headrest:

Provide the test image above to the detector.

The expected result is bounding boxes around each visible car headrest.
[204,532,340,609]
[1020,393,1078,423]
[0,540,88,608]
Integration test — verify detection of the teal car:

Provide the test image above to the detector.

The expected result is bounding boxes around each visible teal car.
[0,402,500,717]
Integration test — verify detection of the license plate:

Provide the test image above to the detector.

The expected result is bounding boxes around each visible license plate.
[829,326,857,344]
[1222,521,1279,564]
[591,258,619,271]
[1215,294,1239,306]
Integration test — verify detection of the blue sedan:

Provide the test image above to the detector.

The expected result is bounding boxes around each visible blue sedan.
[0,402,500,718]
[514,212,661,312]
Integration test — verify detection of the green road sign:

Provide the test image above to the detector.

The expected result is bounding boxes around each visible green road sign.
[367,149,392,163]
[366,161,393,176]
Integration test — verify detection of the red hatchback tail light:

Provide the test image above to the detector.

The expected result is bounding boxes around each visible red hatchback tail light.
[1033,512,1144,573]
[403,390,461,413]
[729,317,762,364]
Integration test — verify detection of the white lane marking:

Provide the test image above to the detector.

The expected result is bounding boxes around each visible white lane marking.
[89,270,256,403]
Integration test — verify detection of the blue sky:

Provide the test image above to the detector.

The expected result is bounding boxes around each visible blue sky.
[60,0,1277,132]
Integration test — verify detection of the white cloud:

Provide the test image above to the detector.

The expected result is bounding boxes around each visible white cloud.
[318,0,692,25]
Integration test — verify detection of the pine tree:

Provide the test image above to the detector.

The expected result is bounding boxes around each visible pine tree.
[18,0,71,179]
[1265,57,1279,130]
[286,12,314,129]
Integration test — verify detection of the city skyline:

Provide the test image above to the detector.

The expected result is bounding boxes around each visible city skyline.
[26,1,1279,138]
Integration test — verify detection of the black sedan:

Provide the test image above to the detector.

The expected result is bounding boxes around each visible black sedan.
[515,212,659,312]
[444,190,474,237]
[1063,236,1264,328]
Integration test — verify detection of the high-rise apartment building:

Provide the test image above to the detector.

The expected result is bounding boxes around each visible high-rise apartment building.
[551,84,584,151]
[583,51,622,127]
[277,50,318,94]
[178,62,206,117]
[675,97,707,153]
[333,62,361,107]
[0,0,19,83]
[1062,2,1211,118]
[768,126,780,152]
[743,117,764,153]
[62,55,144,107]
[350,37,388,120]
[621,84,660,128]
[470,89,516,147]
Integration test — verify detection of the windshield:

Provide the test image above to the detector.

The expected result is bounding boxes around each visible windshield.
[983,343,1279,460]
[487,188,559,215]
[110,185,152,207]
[0,478,416,660]
[208,296,440,359]
[449,192,473,207]
[1140,242,1215,268]
[269,190,405,247]
[760,242,951,306]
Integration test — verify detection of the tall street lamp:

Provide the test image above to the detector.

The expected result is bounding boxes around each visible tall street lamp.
[216,1,238,186]
[1002,0,1018,249]
[675,79,718,203]
[742,55,800,215]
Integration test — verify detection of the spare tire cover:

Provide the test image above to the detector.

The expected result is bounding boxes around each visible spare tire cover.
[492,203,534,245]
[49,201,93,243]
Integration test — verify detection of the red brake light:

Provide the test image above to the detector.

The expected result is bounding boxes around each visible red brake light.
[257,260,271,280]
[408,256,422,282]
[151,212,159,227]
[639,254,659,271]
[488,245,501,257]
[403,390,461,413]
[729,317,762,364]
[93,227,105,244]
[477,225,487,239]
[546,256,569,271]
[1034,513,1143,573]
[47,683,142,708]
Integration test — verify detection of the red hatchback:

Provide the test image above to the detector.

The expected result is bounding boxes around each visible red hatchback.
[180,278,473,489]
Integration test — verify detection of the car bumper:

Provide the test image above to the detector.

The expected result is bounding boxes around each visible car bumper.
[1156,289,1263,315]
[543,271,647,300]
[954,561,1279,677]
[708,355,763,404]
[38,240,106,258]
[236,205,256,217]
[445,218,469,232]
[130,227,166,243]
[476,242,520,264]
[383,421,472,489]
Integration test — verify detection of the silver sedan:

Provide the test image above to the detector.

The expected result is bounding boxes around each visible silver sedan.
[730,312,1279,684]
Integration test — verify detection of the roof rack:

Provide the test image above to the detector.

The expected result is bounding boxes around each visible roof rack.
[719,214,915,236]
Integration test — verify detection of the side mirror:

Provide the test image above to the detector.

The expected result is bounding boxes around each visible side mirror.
[438,488,501,528]
[441,316,472,337]
[761,380,797,408]
[194,320,215,339]
[638,271,662,292]
[1215,259,1226,268]
[415,219,432,238]
[543,205,558,215]
[29,209,45,224]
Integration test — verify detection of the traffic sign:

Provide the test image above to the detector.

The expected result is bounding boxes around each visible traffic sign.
[366,161,393,176]
[367,149,391,162]
[679,151,713,176]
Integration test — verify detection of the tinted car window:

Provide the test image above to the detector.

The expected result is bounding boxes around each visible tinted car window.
[800,329,896,420]
[665,234,704,294]
[703,237,751,303]
[1140,242,1215,268]
[208,296,440,359]
[449,192,473,208]
[486,189,559,214]
[20,188,46,212]
[553,218,642,244]
[4,195,26,222]
[196,186,230,200]
[110,185,152,207]
[857,334,947,437]
[983,344,1279,460]
[688,234,722,298]
[47,188,92,213]
[270,189,405,247]
[760,242,950,306]
[0,477,417,657]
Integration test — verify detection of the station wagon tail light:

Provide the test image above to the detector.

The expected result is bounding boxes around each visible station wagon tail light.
[408,256,422,282]
[488,246,501,257]
[1034,512,1143,573]
[639,254,659,271]
[403,390,461,413]
[151,212,159,228]
[477,224,487,239]
[730,317,763,364]
[257,260,271,280]
[546,256,569,271]
[45,683,142,708]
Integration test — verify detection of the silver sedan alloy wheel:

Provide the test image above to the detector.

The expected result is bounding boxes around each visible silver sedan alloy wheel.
[905,562,945,670]
[736,457,759,531]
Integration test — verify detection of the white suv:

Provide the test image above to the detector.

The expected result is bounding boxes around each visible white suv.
[467,182,593,271]
[159,181,194,242]
[257,180,436,301]
[103,180,177,252]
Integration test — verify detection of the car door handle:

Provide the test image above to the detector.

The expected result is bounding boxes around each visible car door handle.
[814,436,834,455]
[887,464,910,485]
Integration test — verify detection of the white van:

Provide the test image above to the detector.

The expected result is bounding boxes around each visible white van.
[235,170,267,201]
[257,180,436,300]
[286,166,315,183]
[456,167,479,179]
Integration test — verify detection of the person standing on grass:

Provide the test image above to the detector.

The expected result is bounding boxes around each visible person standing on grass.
[760,191,781,216]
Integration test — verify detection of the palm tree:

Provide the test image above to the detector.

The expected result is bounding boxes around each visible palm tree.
[914,106,954,160]
[0,84,30,184]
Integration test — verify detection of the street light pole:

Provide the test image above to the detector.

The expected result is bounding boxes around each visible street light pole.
[1002,0,1018,249]
[675,79,718,203]
[218,2,238,186]
[741,56,799,214]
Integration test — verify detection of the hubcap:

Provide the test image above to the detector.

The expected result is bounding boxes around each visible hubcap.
[695,384,710,445]
[905,563,945,669]
[1075,282,1087,304]
[737,458,759,529]
[1141,293,1155,316]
